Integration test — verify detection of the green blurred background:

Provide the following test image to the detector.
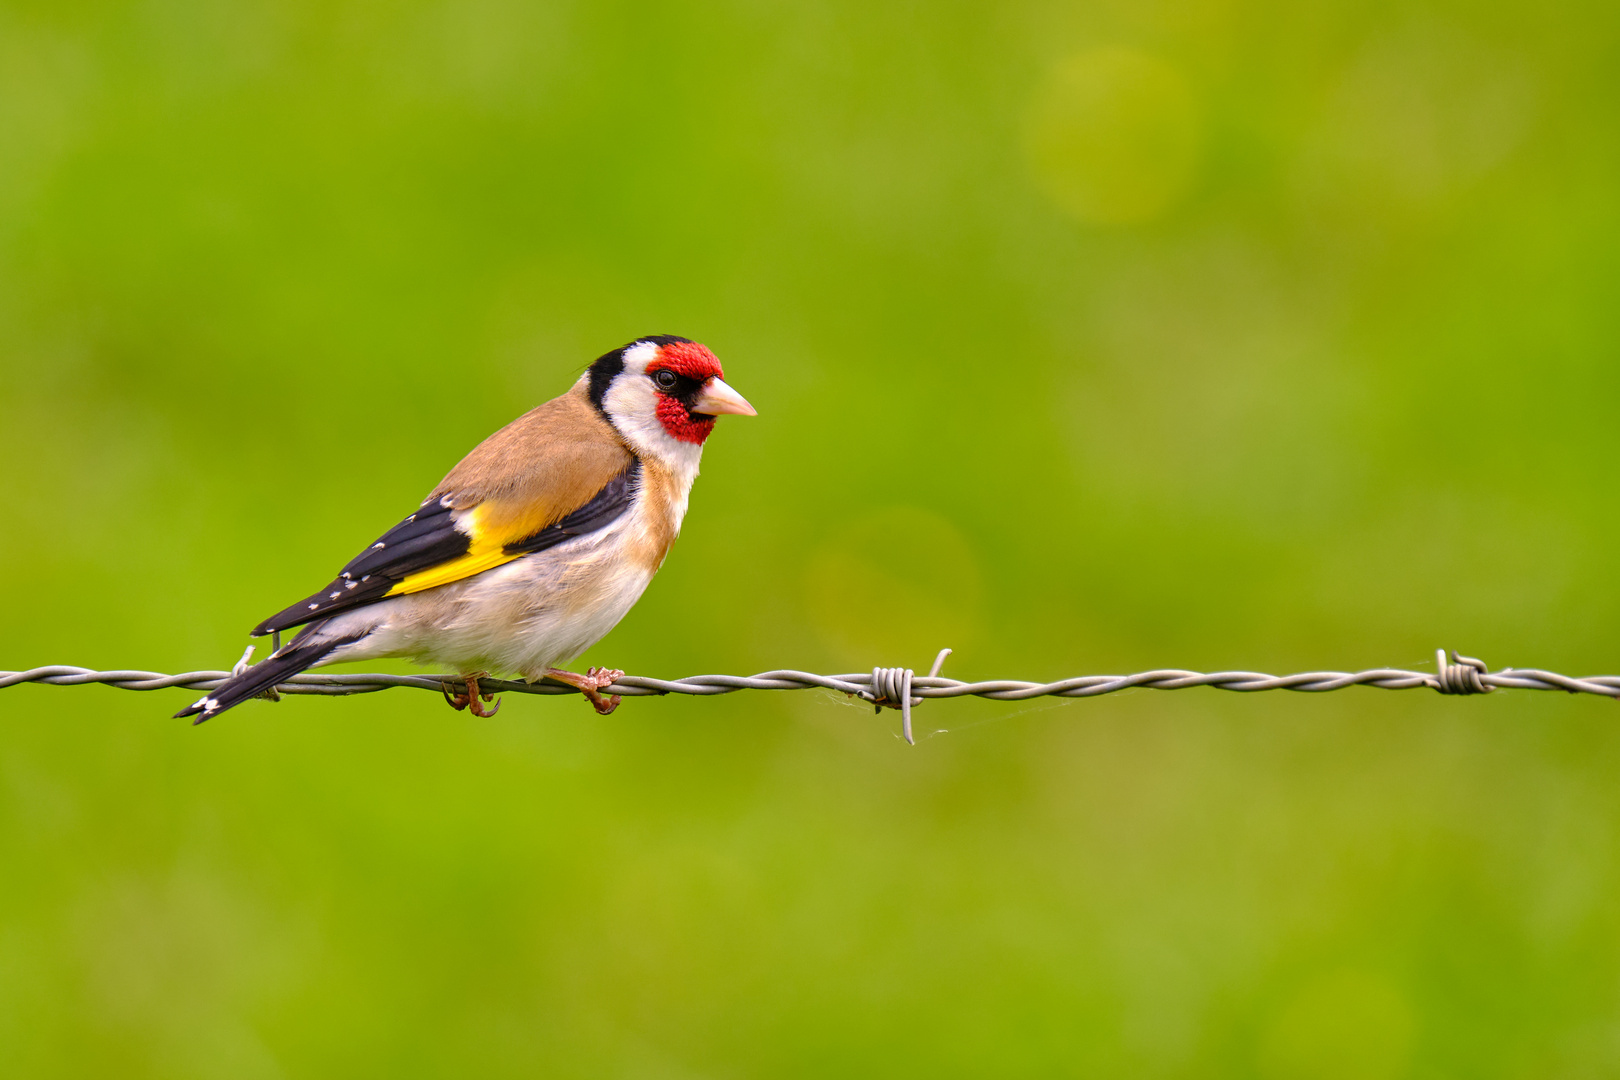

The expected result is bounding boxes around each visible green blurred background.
[3,0,1619,1075]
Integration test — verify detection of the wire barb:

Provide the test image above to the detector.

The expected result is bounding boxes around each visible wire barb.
[863,649,953,744]
[1432,649,1493,695]
[232,645,282,703]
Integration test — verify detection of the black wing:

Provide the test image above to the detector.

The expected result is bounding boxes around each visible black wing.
[250,461,640,636]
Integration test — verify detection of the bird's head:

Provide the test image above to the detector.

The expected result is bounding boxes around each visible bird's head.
[587,336,756,464]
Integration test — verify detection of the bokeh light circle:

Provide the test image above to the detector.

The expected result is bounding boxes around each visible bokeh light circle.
[804,507,982,667]
[1023,47,1203,226]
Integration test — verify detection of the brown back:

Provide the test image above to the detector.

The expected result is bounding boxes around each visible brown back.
[432,383,634,545]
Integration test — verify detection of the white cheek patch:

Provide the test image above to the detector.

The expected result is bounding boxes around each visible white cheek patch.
[619,341,658,376]
[601,351,705,484]
[602,373,660,447]
[602,341,666,451]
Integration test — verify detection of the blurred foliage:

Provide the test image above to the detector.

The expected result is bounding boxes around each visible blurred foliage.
[3,0,1620,1075]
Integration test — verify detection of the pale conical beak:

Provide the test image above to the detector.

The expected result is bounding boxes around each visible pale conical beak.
[692,377,757,417]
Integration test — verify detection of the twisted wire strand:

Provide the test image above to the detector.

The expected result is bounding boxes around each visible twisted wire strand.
[3,650,1618,711]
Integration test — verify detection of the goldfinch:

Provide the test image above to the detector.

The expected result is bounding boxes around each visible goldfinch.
[177,336,755,723]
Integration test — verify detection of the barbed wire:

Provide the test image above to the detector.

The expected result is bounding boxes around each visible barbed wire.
[2,649,1615,744]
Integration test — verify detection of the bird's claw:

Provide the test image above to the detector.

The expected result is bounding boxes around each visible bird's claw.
[544,666,625,715]
[442,672,501,717]
[584,666,624,716]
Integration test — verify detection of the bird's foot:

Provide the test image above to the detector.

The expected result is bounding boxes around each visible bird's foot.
[442,671,502,717]
[543,667,624,715]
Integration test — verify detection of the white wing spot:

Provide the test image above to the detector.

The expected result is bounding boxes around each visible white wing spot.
[329,592,341,600]
[406,514,416,523]
[345,580,358,590]
[372,542,386,550]
[361,575,371,583]
[307,603,319,611]
[341,572,352,580]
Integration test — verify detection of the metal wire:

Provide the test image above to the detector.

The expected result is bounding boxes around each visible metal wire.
[3,650,1617,729]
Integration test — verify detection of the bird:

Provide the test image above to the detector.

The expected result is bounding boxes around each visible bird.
[176,335,755,723]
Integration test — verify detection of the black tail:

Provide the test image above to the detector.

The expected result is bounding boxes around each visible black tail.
[175,627,355,723]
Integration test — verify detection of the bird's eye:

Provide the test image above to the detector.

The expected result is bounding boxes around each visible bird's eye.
[652,370,679,391]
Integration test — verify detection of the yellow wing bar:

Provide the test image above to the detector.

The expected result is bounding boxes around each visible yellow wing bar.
[383,503,528,597]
